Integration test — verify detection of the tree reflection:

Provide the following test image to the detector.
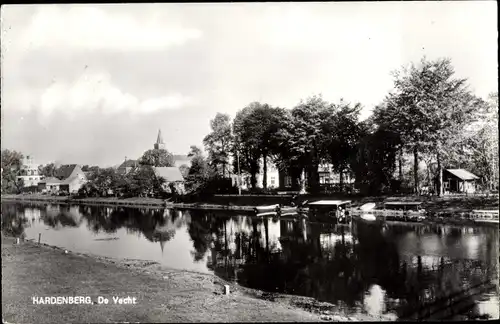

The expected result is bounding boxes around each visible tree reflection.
[1,203,29,238]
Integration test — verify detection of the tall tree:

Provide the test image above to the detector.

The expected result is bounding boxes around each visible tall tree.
[139,149,175,167]
[287,95,333,193]
[232,103,288,189]
[322,100,365,189]
[186,145,216,193]
[233,105,262,189]
[376,57,484,195]
[203,113,233,177]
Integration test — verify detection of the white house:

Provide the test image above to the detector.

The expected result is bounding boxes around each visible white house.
[16,156,44,187]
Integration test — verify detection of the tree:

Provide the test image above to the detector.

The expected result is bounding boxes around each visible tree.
[139,149,175,167]
[1,149,23,194]
[39,163,56,177]
[287,95,334,193]
[233,105,262,189]
[185,145,216,193]
[350,125,400,194]
[179,164,190,179]
[376,57,484,195]
[203,113,233,177]
[232,103,289,189]
[128,166,166,197]
[322,100,365,189]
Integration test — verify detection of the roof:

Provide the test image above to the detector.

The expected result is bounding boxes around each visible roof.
[61,176,79,185]
[384,201,422,206]
[445,169,479,181]
[118,160,138,169]
[153,167,184,182]
[308,200,351,206]
[54,164,79,180]
[39,177,62,184]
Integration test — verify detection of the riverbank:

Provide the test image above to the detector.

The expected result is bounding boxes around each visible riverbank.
[1,194,256,211]
[2,235,380,323]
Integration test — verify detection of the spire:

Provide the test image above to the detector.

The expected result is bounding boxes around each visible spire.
[156,129,164,144]
[154,129,166,150]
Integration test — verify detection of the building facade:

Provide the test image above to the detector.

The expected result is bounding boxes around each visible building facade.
[16,156,43,187]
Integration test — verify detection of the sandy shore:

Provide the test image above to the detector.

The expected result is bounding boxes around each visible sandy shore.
[1,235,383,323]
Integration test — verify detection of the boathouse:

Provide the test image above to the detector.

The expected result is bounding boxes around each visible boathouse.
[443,169,479,194]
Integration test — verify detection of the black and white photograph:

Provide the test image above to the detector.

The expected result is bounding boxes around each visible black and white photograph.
[1,2,498,323]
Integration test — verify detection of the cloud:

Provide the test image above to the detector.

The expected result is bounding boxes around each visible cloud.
[13,5,202,51]
[36,70,192,122]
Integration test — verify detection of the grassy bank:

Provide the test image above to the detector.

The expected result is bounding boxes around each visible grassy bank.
[3,235,350,323]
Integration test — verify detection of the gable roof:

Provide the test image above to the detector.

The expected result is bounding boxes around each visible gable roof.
[118,159,138,169]
[154,167,184,182]
[445,169,479,181]
[60,175,82,185]
[39,177,62,184]
[54,165,80,180]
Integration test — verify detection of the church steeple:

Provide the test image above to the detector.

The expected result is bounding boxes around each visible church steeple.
[154,129,166,150]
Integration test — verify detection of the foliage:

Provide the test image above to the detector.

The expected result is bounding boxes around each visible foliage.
[179,164,190,179]
[203,113,233,177]
[232,102,289,189]
[139,149,175,167]
[38,163,56,177]
[350,128,399,194]
[322,100,365,187]
[1,149,24,194]
[375,57,485,195]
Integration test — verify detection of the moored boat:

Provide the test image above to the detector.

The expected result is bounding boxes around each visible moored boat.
[469,210,499,224]
[353,201,426,222]
[303,200,352,225]
[254,204,280,214]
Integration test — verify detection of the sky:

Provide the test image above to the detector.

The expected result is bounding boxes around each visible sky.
[1,2,497,167]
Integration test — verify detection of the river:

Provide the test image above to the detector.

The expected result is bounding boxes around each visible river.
[2,202,498,320]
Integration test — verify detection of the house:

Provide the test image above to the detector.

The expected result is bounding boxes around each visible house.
[37,177,63,193]
[230,157,280,190]
[39,164,88,194]
[442,169,479,194]
[117,159,138,175]
[153,167,186,194]
[16,156,44,187]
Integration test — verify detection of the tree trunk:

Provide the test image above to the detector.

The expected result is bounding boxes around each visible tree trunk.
[250,160,258,189]
[437,153,443,197]
[263,154,268,189]
[399,148,403,180]
[300,168,306,194]
[413,147,419,194]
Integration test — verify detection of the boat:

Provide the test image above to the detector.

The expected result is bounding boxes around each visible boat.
[352,201,426,222]
[302,200,352,225]
[254,204,280,214]
[469,210,499,224]
[255,211,279,217]
[360,202,376,211]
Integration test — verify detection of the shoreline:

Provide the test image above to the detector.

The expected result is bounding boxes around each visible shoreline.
[2,194,498,227]
[1,234,380,323]
[1,195,256,211]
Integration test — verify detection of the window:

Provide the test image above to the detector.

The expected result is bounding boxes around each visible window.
[271,177,276,186]
[285,176,292,187]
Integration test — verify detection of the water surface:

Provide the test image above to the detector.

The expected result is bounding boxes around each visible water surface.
[2,202,498,320]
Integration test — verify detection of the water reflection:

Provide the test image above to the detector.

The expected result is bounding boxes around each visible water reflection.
[2,202,498,320]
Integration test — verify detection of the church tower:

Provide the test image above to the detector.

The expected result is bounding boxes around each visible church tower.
[154,129,166,150]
